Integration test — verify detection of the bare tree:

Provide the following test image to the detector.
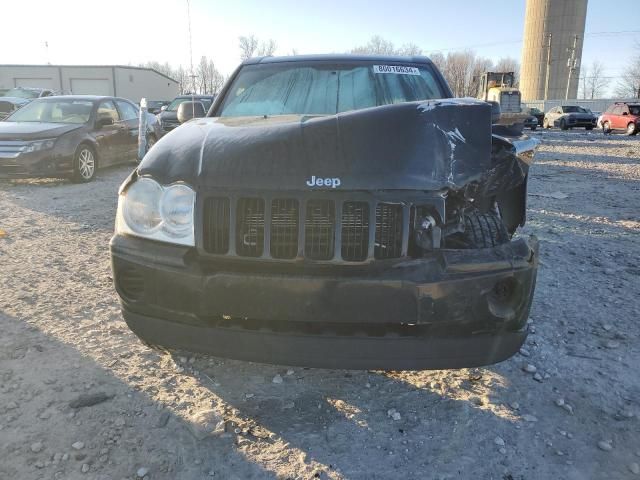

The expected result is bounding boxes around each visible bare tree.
[257,39,277,57]
[397,43,423,56]
[239,35,259,60]
[615,44,640,98]
[580,61,607,99]
[443,51,477,97]
[351,36,397,55]
[429,52,446,73]
[175,65,189,94]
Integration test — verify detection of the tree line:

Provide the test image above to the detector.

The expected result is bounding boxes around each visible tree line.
[141,35,639,99]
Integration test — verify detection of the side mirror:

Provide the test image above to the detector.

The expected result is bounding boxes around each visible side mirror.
[177,101,206,124]
[160,105,167,112]
[97,116,113,128]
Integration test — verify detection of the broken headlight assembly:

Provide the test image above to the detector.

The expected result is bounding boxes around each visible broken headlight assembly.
[116,177,195,246]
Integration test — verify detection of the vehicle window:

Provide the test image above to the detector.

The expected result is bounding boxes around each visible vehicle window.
[116,100,138,120]
[7,99,93,124]
[218,62,446,117]
[167,98,212,112]
[612,106,623,115]
[562,106,582,113]
[629,105,640,116]
[97,100,120,122]
[4,88,40,99]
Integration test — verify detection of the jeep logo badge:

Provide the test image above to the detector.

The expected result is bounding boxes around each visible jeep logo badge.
[306,176,341,188]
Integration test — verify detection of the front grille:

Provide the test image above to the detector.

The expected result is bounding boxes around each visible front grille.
[341,202,369,261]
[202,195,408,262]
[271,199,299,259]
[203,198,230,254]
[0,141,28,159]
[305,200,335,260]
[236,198,265,257]
[375,204,403,259]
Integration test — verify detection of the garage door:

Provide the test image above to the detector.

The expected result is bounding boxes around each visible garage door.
[15,78,55,89]
[70,78,111,96]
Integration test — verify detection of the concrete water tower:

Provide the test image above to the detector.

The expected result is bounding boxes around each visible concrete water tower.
[520,0,588,101]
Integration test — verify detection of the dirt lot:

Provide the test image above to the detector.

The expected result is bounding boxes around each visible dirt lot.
[1,129,639,480]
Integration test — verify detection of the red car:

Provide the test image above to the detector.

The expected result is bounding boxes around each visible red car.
[599,102,640,135]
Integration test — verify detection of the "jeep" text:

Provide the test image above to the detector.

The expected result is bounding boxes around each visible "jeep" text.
[305,176,341,188]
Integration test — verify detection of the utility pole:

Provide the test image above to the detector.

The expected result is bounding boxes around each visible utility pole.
[565,35,579,100]
[544,33,552,101]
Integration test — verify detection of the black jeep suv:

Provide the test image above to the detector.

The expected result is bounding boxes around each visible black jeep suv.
[110,55,539,370]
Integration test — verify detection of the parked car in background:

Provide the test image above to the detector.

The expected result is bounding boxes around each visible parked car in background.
[156,94,215,135]
[524,114,538,131]
[599,102,640,135]
[526,107,544,126]
[145,100,170,115]
[543,105,596,130]
[0,87,56,120]
[111,54,539,370]
[0,96,158,182]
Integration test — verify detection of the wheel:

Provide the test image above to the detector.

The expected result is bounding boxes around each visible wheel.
[530,126,537,131]
[560,119,568,130]
[603,121,612,134]
[446,212,509,249]
[586,126,593,131]
[627,122,637,136]
[71,145,96,183]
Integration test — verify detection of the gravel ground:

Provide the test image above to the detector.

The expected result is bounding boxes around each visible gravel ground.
[1,129,639,480]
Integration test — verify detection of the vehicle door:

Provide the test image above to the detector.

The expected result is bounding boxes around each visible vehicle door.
[115,99,140,162]
[93,100,125,166]
[618,105,630,130]
[611,106,624,130]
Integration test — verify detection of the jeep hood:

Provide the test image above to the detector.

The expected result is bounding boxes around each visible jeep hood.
[139,99,501,191]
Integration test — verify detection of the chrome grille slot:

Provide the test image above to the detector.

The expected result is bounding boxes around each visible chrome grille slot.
[236,198,265,257]
[305,200,335,260]
[270,199,299,259]
[203,197,230,254]
[375,203,403,259]
[341,202,369,261]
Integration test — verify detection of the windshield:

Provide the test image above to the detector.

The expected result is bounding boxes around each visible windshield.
[563,106,587,113]
[167,97,212,112]
[629,105,640,115]
[3,88,41,99]
[218,62,446,117]
[7,99,93,124]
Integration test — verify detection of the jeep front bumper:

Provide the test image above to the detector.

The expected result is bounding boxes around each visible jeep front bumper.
[110,234,538,370]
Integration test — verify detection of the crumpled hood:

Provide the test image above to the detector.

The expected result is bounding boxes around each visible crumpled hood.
[0,122,83,141]
[139,98,493,191]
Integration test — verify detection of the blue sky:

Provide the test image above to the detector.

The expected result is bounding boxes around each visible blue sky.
[3,0,638,93]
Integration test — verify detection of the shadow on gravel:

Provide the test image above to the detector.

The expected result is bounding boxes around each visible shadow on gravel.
[0,311,275,480]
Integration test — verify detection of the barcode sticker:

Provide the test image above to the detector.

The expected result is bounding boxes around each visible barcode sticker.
[373,65,420,75]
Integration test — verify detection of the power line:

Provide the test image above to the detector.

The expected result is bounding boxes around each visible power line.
[426,30,640,55]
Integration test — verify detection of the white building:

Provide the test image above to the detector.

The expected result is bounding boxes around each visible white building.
[0,65,179,101]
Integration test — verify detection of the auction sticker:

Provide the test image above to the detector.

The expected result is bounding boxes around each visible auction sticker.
[373,65,420,75]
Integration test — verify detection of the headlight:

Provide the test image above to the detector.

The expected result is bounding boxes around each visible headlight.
[24,139,56,153]
[116,177,195,246]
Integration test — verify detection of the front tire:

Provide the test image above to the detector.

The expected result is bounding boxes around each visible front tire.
[71,145,96,183]
[627,123,637,136]
[586,126,593,131]
[560,119,568,131]
[447,212,509,249]
[603,121,612,134]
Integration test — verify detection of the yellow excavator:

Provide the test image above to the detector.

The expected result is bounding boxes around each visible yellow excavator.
[476,72,528,133]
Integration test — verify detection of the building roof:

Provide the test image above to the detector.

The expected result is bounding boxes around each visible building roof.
[0,64,179,84]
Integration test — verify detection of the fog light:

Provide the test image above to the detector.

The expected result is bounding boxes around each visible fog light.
[487,277,522,320]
